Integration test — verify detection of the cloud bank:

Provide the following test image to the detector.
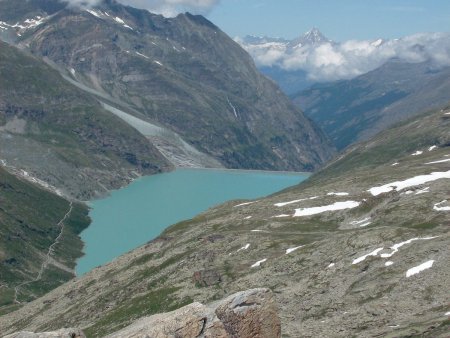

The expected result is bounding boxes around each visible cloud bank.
[64,0,219,16]
[119,0,219,17]
[238,32,450,82]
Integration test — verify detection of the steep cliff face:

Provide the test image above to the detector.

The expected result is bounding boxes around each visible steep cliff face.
[0,40,171,199]
[0,0,335,171]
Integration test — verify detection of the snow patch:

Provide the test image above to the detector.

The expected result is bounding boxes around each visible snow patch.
[350,217,371,227]
[428,145,437,151]
[352,247,384,264]
[385,261,394,267]
[285,246,303,254]
[114,17,125,24]
[327,263,335,268]
[274,196,318,207]
[411,150,423,156]
[86,9,101,18]
[251,259,267,268]
[244,216,252,220]
[154,60,163,66]
[406,260,434,277]
[415,187,429,195]
[327,192,349,196]
[380,237,438,258]
[136,52,150,59]
[351,217,371,225]
[234,201,258,207]
[433,200,450,211]
[237,243,250,253]
[273,214,291,218]
[368,170,450,196]
[114,16,133,30]
[294,201,360,217]
[391,162,399,166]
[425,158,450,164]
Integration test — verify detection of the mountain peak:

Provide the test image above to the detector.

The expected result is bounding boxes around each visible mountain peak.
[289,27,331,48]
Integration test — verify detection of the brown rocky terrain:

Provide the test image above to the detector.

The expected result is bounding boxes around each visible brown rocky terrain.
[0,105,448,337]
[5,288,280,338]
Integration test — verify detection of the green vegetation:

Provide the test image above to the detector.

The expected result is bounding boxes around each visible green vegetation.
[84,287,193,337]
[0,166,90,311]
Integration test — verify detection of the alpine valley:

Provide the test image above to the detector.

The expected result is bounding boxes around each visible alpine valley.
[0,0,449,337]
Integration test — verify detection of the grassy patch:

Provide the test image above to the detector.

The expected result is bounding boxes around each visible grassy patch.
[84,287,193,337]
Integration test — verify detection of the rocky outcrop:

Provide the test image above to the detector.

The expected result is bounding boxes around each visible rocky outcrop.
[4,329,85,338]
[193,269,222,287]
[107,288,280,338]
[5,289,280,338]
[215,289,281,338]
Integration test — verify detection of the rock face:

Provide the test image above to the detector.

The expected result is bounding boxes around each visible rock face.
[4,329,85,338]
[106,288,280,338]
[0,40,171,200]
[0,0,335,172]
[215,289,281,338]
[193,269,222,287]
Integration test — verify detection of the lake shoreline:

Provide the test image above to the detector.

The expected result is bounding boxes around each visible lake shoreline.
[76,169,309,275]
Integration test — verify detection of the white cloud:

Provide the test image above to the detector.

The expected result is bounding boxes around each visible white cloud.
[64,0,101,8]
[123,0,219,17]
[239,32,450,82]
[64,0,220,16]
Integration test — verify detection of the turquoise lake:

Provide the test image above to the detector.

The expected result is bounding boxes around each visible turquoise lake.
[76,168,309,275]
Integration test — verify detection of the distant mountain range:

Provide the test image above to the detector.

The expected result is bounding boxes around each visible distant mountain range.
[238,28,450,94]
[237,28,332,93]
[239,28,450,151]
[293,59,450,150]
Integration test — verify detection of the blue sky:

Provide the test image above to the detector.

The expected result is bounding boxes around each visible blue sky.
[206,0,450,41]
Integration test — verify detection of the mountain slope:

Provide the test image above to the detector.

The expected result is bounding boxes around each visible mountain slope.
[1,105,448,337]
[0,166,90,314]
[0,40,171,199]
[0,0,335,171]
[293,60,450,149]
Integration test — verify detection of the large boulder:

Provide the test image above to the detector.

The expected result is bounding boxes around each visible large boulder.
[5,289,280,338]
[215,288,281,338]
[107,288,280,338]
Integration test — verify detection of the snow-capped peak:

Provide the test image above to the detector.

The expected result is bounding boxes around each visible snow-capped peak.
[288,27,331,49]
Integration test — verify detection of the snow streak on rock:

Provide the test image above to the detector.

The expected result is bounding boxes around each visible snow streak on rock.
[406,260,434,277]
[294,201,360,217]
[368,170,450,196]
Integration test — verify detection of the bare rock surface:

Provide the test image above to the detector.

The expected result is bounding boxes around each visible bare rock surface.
[106,288,280,338]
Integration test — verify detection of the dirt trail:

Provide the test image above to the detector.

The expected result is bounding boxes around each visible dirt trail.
[13,202,73,304]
